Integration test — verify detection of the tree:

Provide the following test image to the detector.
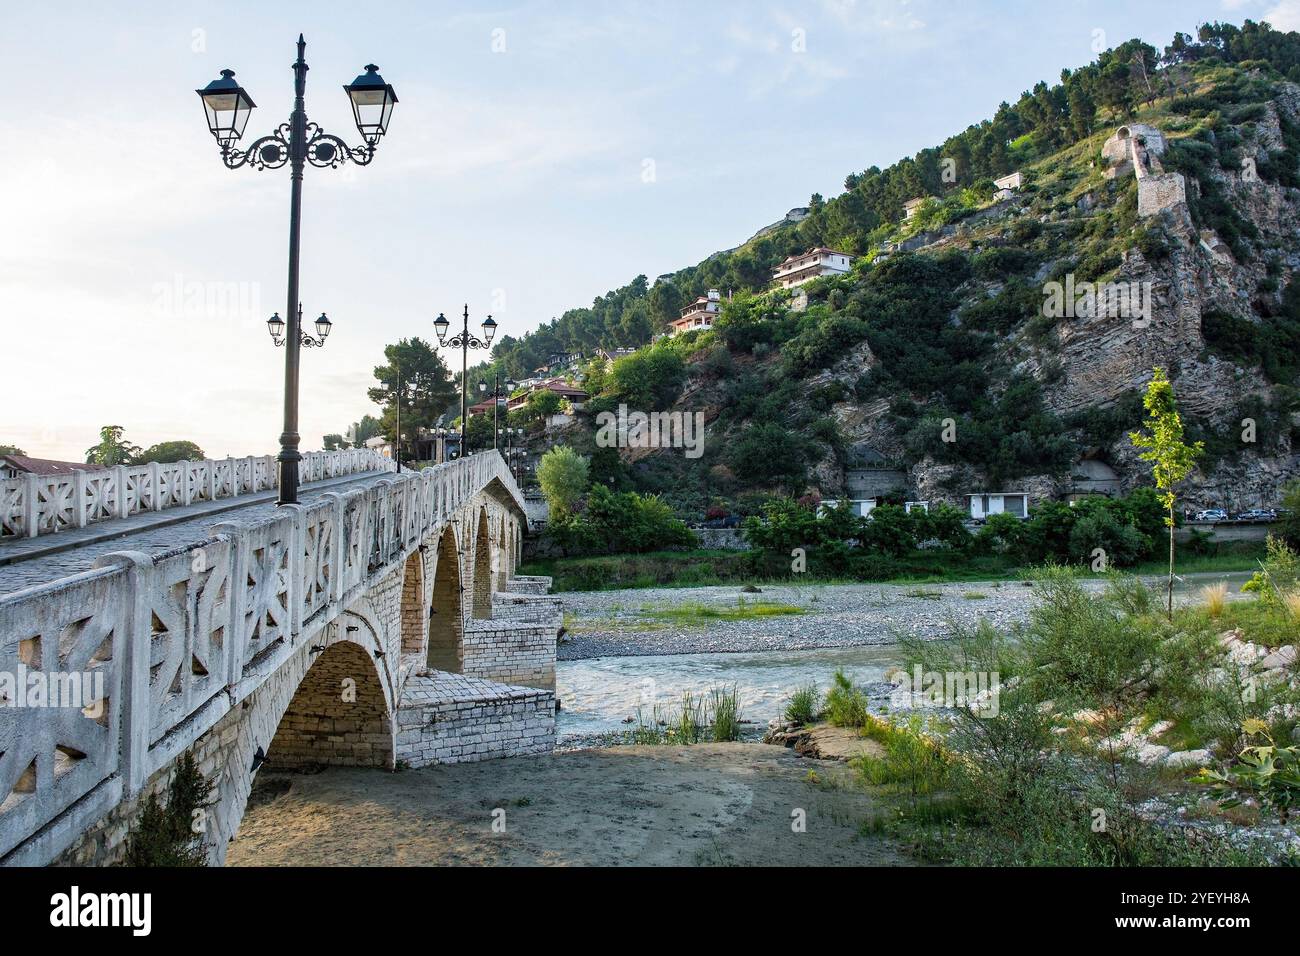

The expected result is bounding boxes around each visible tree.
[537,445,589,519]
[1279,480,1300,550]
[322,433,348,451]
[1129,368,1204,616]
[85,426,140,466]
[367,338,458,445]
[520,389,564,424]
[607,345,686,408]
[462,413,495,453]
[124,751,213,866]
[0,444,25,457]
[138,440,205,464]
[348,415,382,446]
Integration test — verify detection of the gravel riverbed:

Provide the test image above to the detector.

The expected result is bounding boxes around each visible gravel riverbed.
[555,573,1253,660]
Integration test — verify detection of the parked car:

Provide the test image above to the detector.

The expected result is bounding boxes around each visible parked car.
[1193,509,1228,522]
[1235,509,1277,523]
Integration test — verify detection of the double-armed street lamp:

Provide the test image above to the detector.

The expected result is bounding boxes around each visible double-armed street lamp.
[197,35,398,504]
[478,373,517,451]
[267,305,332,348]
[433,306,497,454]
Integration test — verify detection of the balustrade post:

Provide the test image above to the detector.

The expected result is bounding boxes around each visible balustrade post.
[181,461,193,506]
[115,465,129,517]
[321,492,347,606]
[23,473,38,538]
[94,550,155,795]
[74,469,88,528]
[279,504,306,639]
[211,522,249,685]
[147,462,162,511]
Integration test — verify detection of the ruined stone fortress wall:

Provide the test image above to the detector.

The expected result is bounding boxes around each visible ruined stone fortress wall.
[1101,122,1187,219]
[0,452,560,867]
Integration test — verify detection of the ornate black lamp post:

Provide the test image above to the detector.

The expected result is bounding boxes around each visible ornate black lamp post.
[433,306,497,454]
[390,368,416,473]
[267,305,331,347]
[197,36,398,505]
[478,374,516,451]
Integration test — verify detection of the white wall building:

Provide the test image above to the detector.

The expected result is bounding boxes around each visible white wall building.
[771,248,854,289]
[967,492,1030,520]
[670,288,722,335]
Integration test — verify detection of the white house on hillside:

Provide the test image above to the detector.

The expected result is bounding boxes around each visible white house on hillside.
[670,289,723,335]
[903,197,929,221]
[967,492,1031,520]
[771,248,854,290]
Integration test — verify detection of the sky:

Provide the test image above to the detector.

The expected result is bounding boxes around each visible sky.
[2,0,1296,461]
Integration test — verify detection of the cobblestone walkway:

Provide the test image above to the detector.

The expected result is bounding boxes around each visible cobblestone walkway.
[0,471,390,597]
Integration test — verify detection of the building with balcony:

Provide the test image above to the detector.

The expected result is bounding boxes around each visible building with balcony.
[669,289,723,335]
[771,248,854,290]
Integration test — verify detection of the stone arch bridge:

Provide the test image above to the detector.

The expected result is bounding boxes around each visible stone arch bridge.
[0,451,561,866]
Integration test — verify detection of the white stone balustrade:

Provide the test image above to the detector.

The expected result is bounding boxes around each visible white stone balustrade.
[0,451,523,861]
[0,448,395,540]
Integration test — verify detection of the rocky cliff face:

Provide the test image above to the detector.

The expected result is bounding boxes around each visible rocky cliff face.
[801,84,1300,511]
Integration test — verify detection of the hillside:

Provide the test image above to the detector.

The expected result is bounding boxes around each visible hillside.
[500,23,1300,518]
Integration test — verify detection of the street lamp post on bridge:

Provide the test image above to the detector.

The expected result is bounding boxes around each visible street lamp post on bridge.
[478,373,517,452]
[196,35,398,505]
[433,306,497,455]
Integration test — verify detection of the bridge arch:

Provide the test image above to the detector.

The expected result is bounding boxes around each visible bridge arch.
[427,524,463,672]
[266,637,393,770]
[208,616,394,862]
[399,549,426,655]
[472,506,493,619]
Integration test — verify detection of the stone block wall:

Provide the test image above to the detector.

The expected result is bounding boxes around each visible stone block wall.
[491,591,563,624]
[463,620,557,689]
[266,642,394,768]
[505,574,552,595]
[396,672,555,768]
[1138,173,1187,218]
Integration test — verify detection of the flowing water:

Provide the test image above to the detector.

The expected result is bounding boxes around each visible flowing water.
[556,644,904,744]
[553,571,1258,746]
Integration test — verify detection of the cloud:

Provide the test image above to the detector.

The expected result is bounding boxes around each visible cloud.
[1263,0,1300,31]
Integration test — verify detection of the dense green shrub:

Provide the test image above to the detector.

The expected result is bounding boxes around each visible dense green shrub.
[824,669,869,728]
[125,752,213,867]
[546,484,695,556]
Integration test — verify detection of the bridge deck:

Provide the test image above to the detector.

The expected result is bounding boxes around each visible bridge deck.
[0,470,392,597]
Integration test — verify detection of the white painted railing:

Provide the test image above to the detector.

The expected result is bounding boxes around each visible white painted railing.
[0,448,393,540]
[0,451,522,862]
